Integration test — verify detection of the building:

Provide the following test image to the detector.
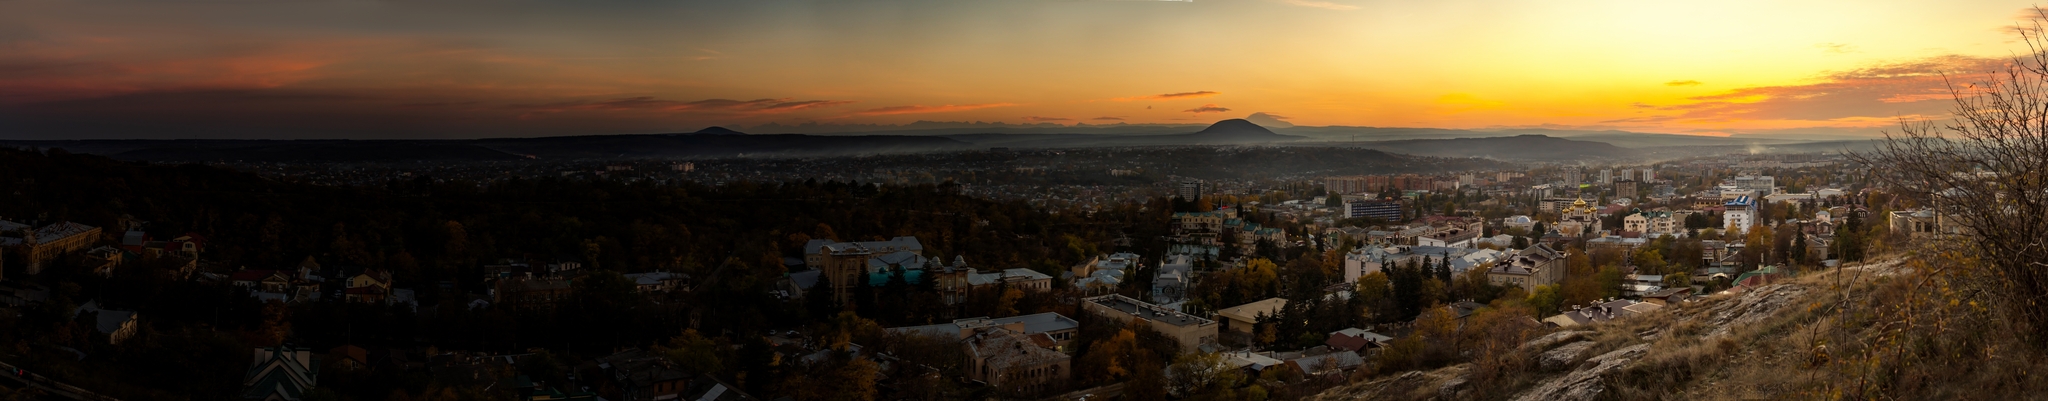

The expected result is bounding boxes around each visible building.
[1082,294,1219,352]
[1621,210,1676,236]
[1324,176,1370,195]
[243,345,319,401]
[494,277,573,310]
[802,236,923,270]
[1563,169,1582,188]
[1724,196,1757,234]
[1888,209,1959,238]
[1614,180,1639,197]
[594,349,757,401]
[888,312,1083,350]
[1177,180,1204,201]
[964,328,1070,394]
[0,220,102,275]
[622,271,690,293]
[1734,175,1775,196]
[73,300,139,344]
[1215,298,1289,335]
[1153,254,1194,304]
[1324,328,1392,352]
[1343,200,1403,221]
[1599,169,1613,185]
[1619,168,1634,181]
[1554,198,1602,237]
[344,269,393,304]
[1487,244,1568,293]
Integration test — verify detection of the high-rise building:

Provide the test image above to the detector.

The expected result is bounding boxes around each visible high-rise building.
[1563,169,1582,189]
[1177,180,1203,201]
[1599,169,1613,185]
[1642,168,1654,182]
[1324,176,1368,195]
[1619,168,1634,181]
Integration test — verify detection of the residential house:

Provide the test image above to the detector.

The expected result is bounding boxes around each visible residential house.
[1324,328,1391,352]
[1487,244,1568,293]
[344,269,394,304]
[73,300,139,344]
[243,345,319,401]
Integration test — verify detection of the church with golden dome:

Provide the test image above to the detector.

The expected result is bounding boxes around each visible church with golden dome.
[1554,197,1602,237]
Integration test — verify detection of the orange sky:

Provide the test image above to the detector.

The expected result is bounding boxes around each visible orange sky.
[1,0,2042,138]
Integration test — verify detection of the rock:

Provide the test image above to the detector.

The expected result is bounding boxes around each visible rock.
[1705,284,1807,337]
[1518,330,1594,353]
[1511,343,1651,401]
[1539,341,1597,371]
[1438,375,1469,400]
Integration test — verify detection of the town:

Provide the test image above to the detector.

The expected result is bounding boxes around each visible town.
[0,144,1933,400]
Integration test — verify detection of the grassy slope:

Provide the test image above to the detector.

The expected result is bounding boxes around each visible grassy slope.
[1311,255,2048,401]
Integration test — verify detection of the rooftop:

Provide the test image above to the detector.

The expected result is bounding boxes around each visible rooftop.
[1087,294,1213,327]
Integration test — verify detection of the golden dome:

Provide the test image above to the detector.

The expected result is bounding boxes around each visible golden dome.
[1572,198,1588,207]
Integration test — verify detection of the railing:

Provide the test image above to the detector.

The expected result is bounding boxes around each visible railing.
[0,359,120,400]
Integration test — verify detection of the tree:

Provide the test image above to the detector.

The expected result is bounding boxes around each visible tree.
[1852,11,2048,345]
[1166,352,1243,397]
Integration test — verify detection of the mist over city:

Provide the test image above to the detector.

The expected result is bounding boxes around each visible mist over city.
[4,1,2048,401]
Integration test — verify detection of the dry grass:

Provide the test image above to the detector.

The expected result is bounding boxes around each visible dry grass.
[1308,253,2048,401]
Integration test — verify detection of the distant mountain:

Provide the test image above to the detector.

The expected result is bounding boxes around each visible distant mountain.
[1185,119,1295,143]
[1345,135,1638,161]
[1,133,976,162]
[693,126,747,135]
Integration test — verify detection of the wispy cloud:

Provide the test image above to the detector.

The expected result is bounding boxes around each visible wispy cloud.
[1022,116,1070,121]
[512,97,854,117]
[1111,91,1219,101]
[1273,0,1358,11]
[850,103,1018,116]
[1665,80,1702,86]
[1183,104,1230,114]
[1814,43,1856,54]
[1092,116,1126,121]
[1609,55,2003,126]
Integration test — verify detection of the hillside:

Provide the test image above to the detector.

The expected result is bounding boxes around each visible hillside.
[1337,135,1638,161]
[1308,256,2048,400]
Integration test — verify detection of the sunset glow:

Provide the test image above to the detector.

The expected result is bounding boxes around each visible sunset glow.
[2,0,2040,138]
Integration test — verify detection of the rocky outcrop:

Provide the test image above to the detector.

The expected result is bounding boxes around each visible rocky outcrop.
[1538,341,1597,371]
[1510,343,1651,401]
[1517,330,1594,354]
[1704,284,1806,337]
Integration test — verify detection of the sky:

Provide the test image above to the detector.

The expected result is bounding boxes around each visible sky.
[1,0,2043,139]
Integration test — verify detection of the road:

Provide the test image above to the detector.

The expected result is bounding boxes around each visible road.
[0,360,119,401]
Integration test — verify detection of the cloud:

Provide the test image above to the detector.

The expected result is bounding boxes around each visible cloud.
[1021,116,1070,122]
[1092,116,1126,121]
[1111,91,1219,101]
[1815,43,1856,54]
[1183,104,1231,114]
[1599,55,2006,131]
[1665,80,1702,86]
[850,103,1019,116]
[1273,0,1359,11]
[1244,112,1294,128]
[511,97,854,117]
